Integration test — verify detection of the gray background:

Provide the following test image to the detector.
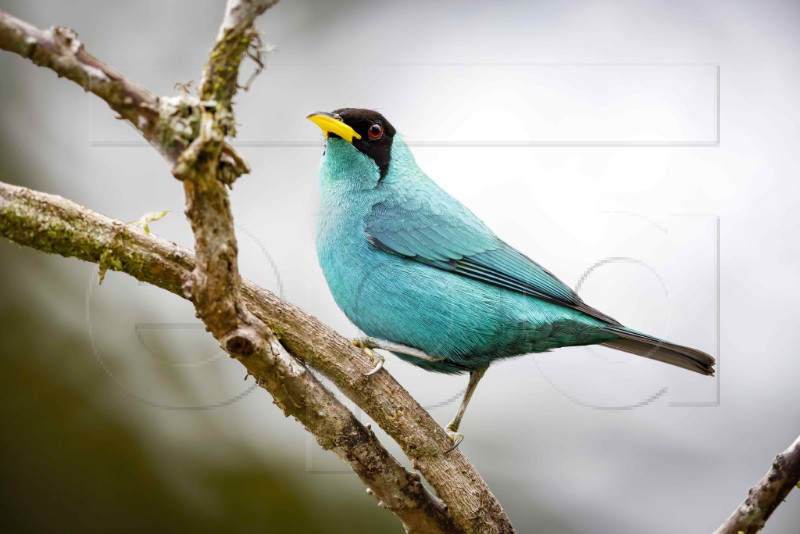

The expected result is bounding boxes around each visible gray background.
[1,0,799,532]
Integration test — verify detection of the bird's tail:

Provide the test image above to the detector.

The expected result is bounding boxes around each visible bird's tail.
[601,326,715,376]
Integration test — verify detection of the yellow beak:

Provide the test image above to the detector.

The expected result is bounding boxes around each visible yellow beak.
[307,112,362,143]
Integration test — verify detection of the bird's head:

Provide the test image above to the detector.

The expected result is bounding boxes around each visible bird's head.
[307,108,397,181]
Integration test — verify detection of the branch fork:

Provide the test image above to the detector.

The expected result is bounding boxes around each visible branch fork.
[0,2,513,532]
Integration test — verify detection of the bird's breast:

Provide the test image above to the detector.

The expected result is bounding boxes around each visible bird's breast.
[315,190,377,315]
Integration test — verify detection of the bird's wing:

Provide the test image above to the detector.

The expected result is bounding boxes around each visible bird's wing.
[365,193,620,325]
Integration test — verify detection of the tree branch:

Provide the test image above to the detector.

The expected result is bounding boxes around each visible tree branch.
[0,181,460,534]
[0,8,248,179]
[714,435,800,534]
[0,4,514,532]
[166,1,458,532]
[198,0,278,125]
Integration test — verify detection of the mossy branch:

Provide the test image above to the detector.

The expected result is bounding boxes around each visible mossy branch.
[0,9,248,179]
[198,0,279,134]
[0,180,462,534]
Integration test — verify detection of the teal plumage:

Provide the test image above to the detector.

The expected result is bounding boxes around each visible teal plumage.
[312,109,715,379]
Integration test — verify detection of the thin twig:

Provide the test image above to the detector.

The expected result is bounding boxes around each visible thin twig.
[714,435,800,534]
[197,0,278,135]
[0,9,248,177]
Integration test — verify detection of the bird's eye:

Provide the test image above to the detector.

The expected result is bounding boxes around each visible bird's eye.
[368,123,383,140]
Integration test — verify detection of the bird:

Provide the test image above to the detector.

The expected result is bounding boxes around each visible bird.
[307,108,715,448]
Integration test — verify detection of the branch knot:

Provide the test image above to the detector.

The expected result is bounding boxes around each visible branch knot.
[51,26,81,55]
[222,328,262,357]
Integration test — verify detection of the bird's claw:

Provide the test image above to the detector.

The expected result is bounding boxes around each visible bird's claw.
[364,349,384,376]
[353,339,384,376]
[444,424,464,453]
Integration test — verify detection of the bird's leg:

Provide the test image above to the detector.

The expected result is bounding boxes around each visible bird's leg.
[444,368,487,452]
[352,336,445,376]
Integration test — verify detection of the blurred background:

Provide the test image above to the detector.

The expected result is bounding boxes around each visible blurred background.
[1,0,799,532]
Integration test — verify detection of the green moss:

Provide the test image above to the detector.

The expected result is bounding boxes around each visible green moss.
[157,95,204,151]
[2,196,97,261]
[0,190,181,295]
[200,26,257,107]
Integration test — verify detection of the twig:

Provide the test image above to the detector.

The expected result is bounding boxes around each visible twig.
[714,434,800,534]
[0,11,157,146]
[198,0,278,112]
[0,9,248,178]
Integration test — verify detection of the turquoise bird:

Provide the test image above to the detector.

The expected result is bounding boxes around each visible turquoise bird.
[308,108,715,447]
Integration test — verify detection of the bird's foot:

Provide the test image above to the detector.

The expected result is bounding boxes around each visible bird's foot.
[352,338,385,376]
[353,336,445,363]
[353,336,446,376]
[444,422,464,453]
